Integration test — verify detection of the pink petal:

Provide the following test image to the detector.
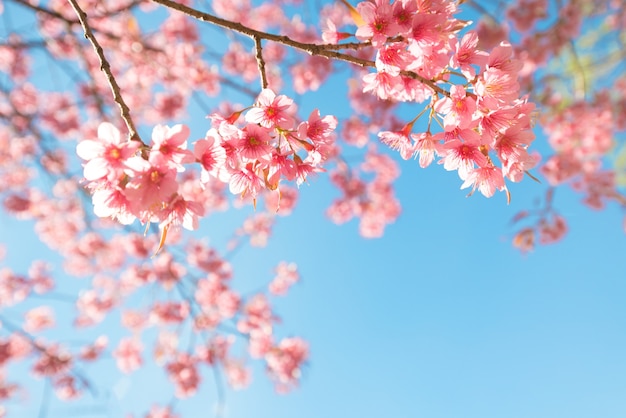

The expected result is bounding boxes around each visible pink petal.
[83,157,109,181]
[98,122,122,145]
[166,124,190,147]
[76,140,104,161]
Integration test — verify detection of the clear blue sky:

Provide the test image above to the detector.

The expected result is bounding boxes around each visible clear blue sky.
[2,1,626,417]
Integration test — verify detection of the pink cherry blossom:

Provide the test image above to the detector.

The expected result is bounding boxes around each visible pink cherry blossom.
[245,89,295,129]
[149,124,194,172]
[75,289,115,326]
[237,294,274,335]
[303,109,338,143]
[166,353,200,398]
[439,136,488,180]
[236,124,274,160]
[80,336,108,361]
[291,56,332,94]
[125,163,179,223]
[461,165,506,198]
[113,337,143,374]
[269,262,299,296]
[450,31,488,79]
[91,186,136,225]
[150,301,190,325]
[411,132,440,168]
[434,85,477,130]
[355,0,399,47]
[322,19,351,44]
[265,337,308,392]
[362,70,400,100]
[224,360,251,390]
[24,306,55,333]
[228,163,265,197]
[195,275,241,320]
[392,0,417,33]
[475,67,520,105]
[53,375,81,400]
[154,330,179,364]
[0,372,18,402]
[194,129,227,182]
[159,194,204,231]
[76,122,144,182]
[121,310,149,332]
[32,345,72,377]
[196,335,233,365]
[144,405,179,418]
[538,214,568,244]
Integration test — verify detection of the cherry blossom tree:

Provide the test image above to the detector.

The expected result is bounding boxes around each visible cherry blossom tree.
[0,0,625,416]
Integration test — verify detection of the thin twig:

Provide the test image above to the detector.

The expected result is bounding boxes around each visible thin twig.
[65,0,143,142]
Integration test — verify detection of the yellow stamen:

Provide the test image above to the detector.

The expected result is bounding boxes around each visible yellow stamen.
[152,224,169,258]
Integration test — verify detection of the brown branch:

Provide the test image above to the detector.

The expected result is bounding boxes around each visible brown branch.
[66,0,143,143]
[254,36,269,89]
[319,40,373,51]
[150,0,450,97]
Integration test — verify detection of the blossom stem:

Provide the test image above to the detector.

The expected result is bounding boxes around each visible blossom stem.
[408,105,430,126]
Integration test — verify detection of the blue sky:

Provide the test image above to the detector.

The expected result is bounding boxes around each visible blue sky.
[2,0,626,417]
[5,157,626,417]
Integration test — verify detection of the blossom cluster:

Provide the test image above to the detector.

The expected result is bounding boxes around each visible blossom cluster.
[0,238,308,402]
[511,95,625,252]
[77,89,337,236]
[3,0,625,414]
[541,99,617,207]
[323,0,539,199]
[105,247,308,397]
[328,148,401,237]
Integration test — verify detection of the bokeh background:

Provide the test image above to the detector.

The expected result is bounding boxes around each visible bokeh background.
[2,0,626,417]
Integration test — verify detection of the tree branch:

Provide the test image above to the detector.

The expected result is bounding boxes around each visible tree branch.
[254,36,269,89]
[66,0,143,143]
[150,0,450,97]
